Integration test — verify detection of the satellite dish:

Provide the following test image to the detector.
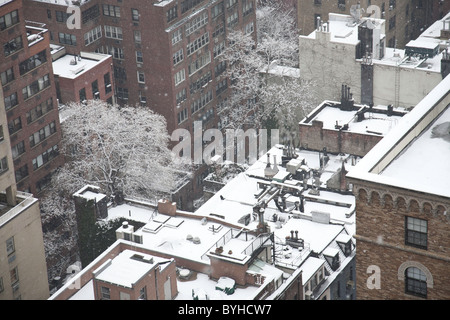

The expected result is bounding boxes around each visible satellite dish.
[366,19,377,29]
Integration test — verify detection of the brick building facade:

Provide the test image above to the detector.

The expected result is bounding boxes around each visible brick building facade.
[347,73,450,299]
[23,0,258,204]
[1,0,64,195]
[51,46,115,105]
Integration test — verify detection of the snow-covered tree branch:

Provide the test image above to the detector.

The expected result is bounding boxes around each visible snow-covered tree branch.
[218,2,316,139]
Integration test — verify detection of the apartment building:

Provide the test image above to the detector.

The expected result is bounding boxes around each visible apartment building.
[0,86,50,300]
[23,0,257,135]
[347,73,450,299]
[1,0,64,195]
[297,0,438,49]
[23,0,257,203]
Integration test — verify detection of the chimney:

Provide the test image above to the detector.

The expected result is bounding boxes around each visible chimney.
[272,154,279,174]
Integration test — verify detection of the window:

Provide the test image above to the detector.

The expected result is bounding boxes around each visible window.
[190,71,211,94]
[84,26,102,45]
[117,87,129,100]
[26,98,53,124]
[104,25,123,39]
[244,22,254,34]
[173,48,184,65]
[227,11,238,27]
[211,2,224,19]
[82,4,100,24]
[213,40,225,58]
[10,266,19,284]
[92,80,99,98]
[338,0,346,10]
[405,216,427,249]
[55,10,69,23]
[188,52,211,76]
[137,71,145,83]
[0,125,3,142]
[32,144,59,171]
[138,286,147,300]
[114,66,127,80]
[187,32,209,56]
[191,90,212,114]
[4,36,23,56]
[101,286,111,300]
[136,51,143,63]
[243,0,253,17]
[103,4,120,18]
[174,69,186,86]
[0,10,19,31]
[106,46,124,60]
[216,78,228,95]
[181,0,205,14]
[104,73,112,94]
[172,29,182,45]
[11,141,25,159]
[6,237,14,256]
[8,117,22,135]
[19,50,47,75]
[213,23,224,38]
[29,121,56,147]
[405,267,427,298]
[226,0,238,8]
[134,30,141,44]
[314,0,322,5]
[389,0,396,9]
[0,157,7,174]
[185,11,208,36]
[22,74,50,100]
[167,6,178,22]
[177,108,188,124]
[176,88,187,104]
[389,15,396,30]
[15,164,28,182]
[36,173,52,193]
[215,61,227,77]
[131,8,140,22]
[58,33,77,46]
[0,277,3,294]
[1,67,14,86]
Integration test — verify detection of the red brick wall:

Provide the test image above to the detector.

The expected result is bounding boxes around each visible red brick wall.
[299,120,383,157]
[351,183,450,299]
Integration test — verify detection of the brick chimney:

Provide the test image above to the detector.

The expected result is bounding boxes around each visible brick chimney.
[157,199,177,216]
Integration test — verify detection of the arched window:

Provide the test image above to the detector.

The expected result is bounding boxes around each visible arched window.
[405,267,427,298]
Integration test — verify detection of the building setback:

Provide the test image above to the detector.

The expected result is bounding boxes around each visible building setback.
[1,0,64,195]
[51,45,115,105]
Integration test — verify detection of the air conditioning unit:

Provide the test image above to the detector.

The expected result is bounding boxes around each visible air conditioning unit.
[305,290,313,300]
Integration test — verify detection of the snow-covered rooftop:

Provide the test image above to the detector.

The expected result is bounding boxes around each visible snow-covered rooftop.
[302,101,405,136]
[93,250,172,288]
[347,69,450,198]
[52,52,111,79]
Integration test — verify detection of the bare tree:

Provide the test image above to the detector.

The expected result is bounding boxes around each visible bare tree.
[40,100,190,281]
[219,2,315,139]
[56,99,188,200]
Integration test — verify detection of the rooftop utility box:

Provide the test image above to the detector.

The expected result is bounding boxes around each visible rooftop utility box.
[286,158,304,174]
[405,40,439,58]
